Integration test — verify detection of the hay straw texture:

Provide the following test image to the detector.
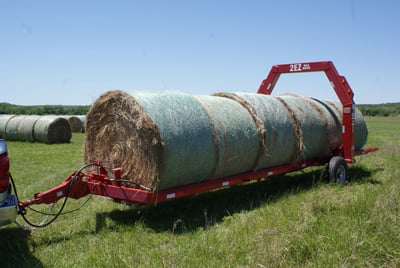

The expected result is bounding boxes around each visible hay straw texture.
[0,115,71,144]
[84,90,368,191]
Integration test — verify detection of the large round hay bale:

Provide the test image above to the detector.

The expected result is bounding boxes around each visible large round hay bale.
[191,95,260,180]
[84,90,260,190]
[62,116,84,133]
[33,116,71,144]
[84,90,368,191]
[320,99,368,150]
[17,115,40,142]
[0,115,16,139]
[4,116,25,141]
[215,93,367,170]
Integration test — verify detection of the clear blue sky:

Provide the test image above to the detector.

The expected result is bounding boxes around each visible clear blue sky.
[1,1,398,105]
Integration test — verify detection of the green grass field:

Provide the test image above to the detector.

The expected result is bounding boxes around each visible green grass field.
[1,116,399,267]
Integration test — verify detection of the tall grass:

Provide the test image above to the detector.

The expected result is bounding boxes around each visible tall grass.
[0,116,399,267]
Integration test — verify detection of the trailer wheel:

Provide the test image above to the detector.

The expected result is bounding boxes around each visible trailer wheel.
[328,156,348,184]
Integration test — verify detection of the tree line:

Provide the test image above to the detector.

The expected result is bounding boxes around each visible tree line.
[357,103,400,117]
[0,102,90,115]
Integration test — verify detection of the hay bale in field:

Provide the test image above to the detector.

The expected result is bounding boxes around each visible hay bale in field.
[62,116,84,132]
[4,116,21,141]
[17,115,40,142]
[0,115,17,139]
[76,115,86,132]
[33,116,71,144]
[84,90,368,191]
[0,115,71,143]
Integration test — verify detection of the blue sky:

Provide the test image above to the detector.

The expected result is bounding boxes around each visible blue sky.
[1,1,398,105]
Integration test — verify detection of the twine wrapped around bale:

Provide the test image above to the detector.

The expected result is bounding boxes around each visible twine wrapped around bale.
[84,90,368,191]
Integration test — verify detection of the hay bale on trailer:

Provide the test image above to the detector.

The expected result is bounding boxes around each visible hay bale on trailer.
[84,90,260,190]
[84,90,368,191]
[214,93,368,169]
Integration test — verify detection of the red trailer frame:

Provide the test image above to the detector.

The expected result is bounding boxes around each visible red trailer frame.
[18,61,378,212]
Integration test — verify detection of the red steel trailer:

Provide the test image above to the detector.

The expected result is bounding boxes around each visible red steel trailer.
[0,61,378,228]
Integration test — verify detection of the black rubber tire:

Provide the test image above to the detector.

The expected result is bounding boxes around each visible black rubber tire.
[328,156,348,184]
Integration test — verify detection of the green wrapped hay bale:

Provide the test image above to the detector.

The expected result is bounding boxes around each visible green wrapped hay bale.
[274,94,338,160]
[194,95,260,180]
[3,115,22,141]
[84,90,368,191]
[3,115,41,142]
[215,93,367,169]
[0,115,16,139]
[33,116,71,144]
[84,90,262,190]
[214,93,298,168]
[17,115,41,142]
[321,100,368,151]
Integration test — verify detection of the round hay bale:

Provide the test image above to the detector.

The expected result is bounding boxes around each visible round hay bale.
[194,95,260,180]
[215,93,367,167]
[213,93,299,168]
[77,115,86,132]
[33,116,71,144]
[84,90,261,190]
[62,116,84,132]
[5,116,25,141]
[0,115,16,139]
[17,115,40,142]
[321,100,368,151]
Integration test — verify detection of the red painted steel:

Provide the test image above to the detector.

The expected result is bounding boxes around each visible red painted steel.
[257,61,355,163]
[0,153,9,192]
[19,159,325,208]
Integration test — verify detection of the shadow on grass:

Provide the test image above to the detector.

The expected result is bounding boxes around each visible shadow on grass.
[0,227,43,268]
[99,165,379,234]
[105,167,329,234]
[348,165,382,184]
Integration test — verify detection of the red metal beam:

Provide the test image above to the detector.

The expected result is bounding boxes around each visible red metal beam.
[19,172,91,208]
[87,159,324,205]
[19,147,378,209]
